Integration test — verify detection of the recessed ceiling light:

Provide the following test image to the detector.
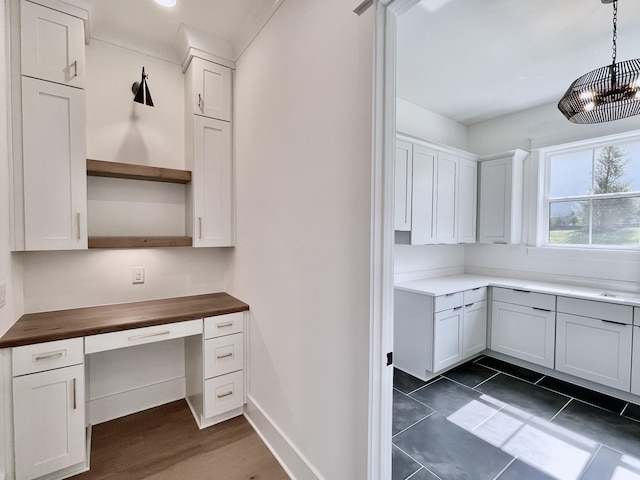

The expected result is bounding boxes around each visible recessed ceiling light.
[155,0,176,7]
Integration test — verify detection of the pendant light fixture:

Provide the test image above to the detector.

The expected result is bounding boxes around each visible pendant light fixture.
[132,67,154,107]
[558,0,640,124]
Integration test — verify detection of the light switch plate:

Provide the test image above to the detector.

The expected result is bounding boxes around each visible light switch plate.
[0,283,6,308]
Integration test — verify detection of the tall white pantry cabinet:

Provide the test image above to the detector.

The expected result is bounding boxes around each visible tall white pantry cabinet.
[13,0,88,251]
[185,57,234,247]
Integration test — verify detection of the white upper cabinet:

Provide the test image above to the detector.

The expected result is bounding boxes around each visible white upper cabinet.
[21,0,85,88]
[435,151,458,244]
[410,144,437,244]
[21,77,87,250]
[394,140,413,232]
[186,57,231,122]
[395,134,477,245]
[478,149,529,244]
[457,158,477,244]
[189,116,233,247]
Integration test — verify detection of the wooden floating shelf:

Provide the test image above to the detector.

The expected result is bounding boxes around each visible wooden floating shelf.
[87,159,191,184]
[88,237,193,249]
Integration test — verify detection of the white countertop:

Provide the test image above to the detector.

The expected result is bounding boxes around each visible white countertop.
[395,274,640,307]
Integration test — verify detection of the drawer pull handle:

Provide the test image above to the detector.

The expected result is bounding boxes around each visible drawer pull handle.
[453,306,462,311]
[216,322,234,328]
[465,303,475,308]
[35,352,64,362]
[217,391,233,399]
[445,293,456,297]
[217,353,233,359]
[128,330,171,341]
[601,319,627,327]
[513,289,531,293]
[532,307,551,312]
[472,287,482,291]
[72,378,77,410]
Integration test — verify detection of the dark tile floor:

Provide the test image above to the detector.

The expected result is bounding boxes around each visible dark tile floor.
[393,356,640,480]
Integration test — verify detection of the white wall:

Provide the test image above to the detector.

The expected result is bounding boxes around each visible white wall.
[85,39,185,169]
[465,102,640,289]
[397,97,467,150]
[467,101,640,155]
[230,0,373,478]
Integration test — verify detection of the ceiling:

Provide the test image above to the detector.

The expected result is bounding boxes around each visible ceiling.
[397,0,640,125]
[87,0,283,62]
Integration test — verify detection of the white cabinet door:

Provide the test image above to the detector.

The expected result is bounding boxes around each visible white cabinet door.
[463,300,486,359]
[556,313,632,391]
[394,140,412,231]
[433,307,463,372]
[188,57,231,121]
[478,157,511,244]
[491,301,555,368]
[191,116,233,247]
[434,152,457,244]
[457,158,477,244]
[21,77,87,250]
[411,144,437,244]
[478,150,527,244]
[21,0,84,88]
[13,364,86,480]
[632,326,640,396]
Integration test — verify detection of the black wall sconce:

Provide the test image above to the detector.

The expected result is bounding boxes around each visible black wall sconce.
[132,67,154,107]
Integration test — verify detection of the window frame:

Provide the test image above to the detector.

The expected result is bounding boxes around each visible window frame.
[540,133,640,251]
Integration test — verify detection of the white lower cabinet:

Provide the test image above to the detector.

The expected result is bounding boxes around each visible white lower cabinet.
[185,313,245,428]
[433,307,463,372]
[463,300,487,359]
[395,287,487,380]
[12,339,86,480]
[490,289,556,369]
[556,297,633,391]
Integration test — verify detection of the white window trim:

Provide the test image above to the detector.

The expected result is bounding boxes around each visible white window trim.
[533,130,640,252]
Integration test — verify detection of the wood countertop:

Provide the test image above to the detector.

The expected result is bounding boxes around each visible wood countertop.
[0,292,249,348]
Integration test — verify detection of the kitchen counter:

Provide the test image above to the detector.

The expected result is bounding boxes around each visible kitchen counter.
[0,292,249,348]
[395,274,640,307]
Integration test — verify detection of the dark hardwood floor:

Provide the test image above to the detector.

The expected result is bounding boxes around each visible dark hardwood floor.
[75,400,289,480]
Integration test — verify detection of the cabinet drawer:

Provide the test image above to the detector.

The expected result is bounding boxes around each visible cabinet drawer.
[557,297,632,325]
[434,292,463,312]
[13,338,84,376]
[204,370,244,418]
[492,287,555,311]
[85,319,202,354]
[464,287,487,305]
[204,333,244,379]
[204,312,244,339]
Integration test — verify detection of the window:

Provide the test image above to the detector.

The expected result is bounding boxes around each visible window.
[543,136,640,249]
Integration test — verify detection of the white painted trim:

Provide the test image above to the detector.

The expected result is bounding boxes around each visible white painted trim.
[368,1,420,479]
[397,132,478,160]
[530,127,640,151]
[88,377,185,425]
[244,395,323,480]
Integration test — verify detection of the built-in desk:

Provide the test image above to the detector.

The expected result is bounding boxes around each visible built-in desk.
[1,292,249,480]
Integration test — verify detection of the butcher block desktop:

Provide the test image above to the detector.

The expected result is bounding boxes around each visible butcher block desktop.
[0,292,249,348]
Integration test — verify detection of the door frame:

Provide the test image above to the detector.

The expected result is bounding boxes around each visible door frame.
[368,0,420,478]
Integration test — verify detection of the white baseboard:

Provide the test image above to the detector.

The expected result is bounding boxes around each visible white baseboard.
[244,395,324,480]
[89,377,185,424]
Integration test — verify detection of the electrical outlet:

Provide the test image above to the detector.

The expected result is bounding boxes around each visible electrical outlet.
[132,267,145,284]
[0,283,5,308]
